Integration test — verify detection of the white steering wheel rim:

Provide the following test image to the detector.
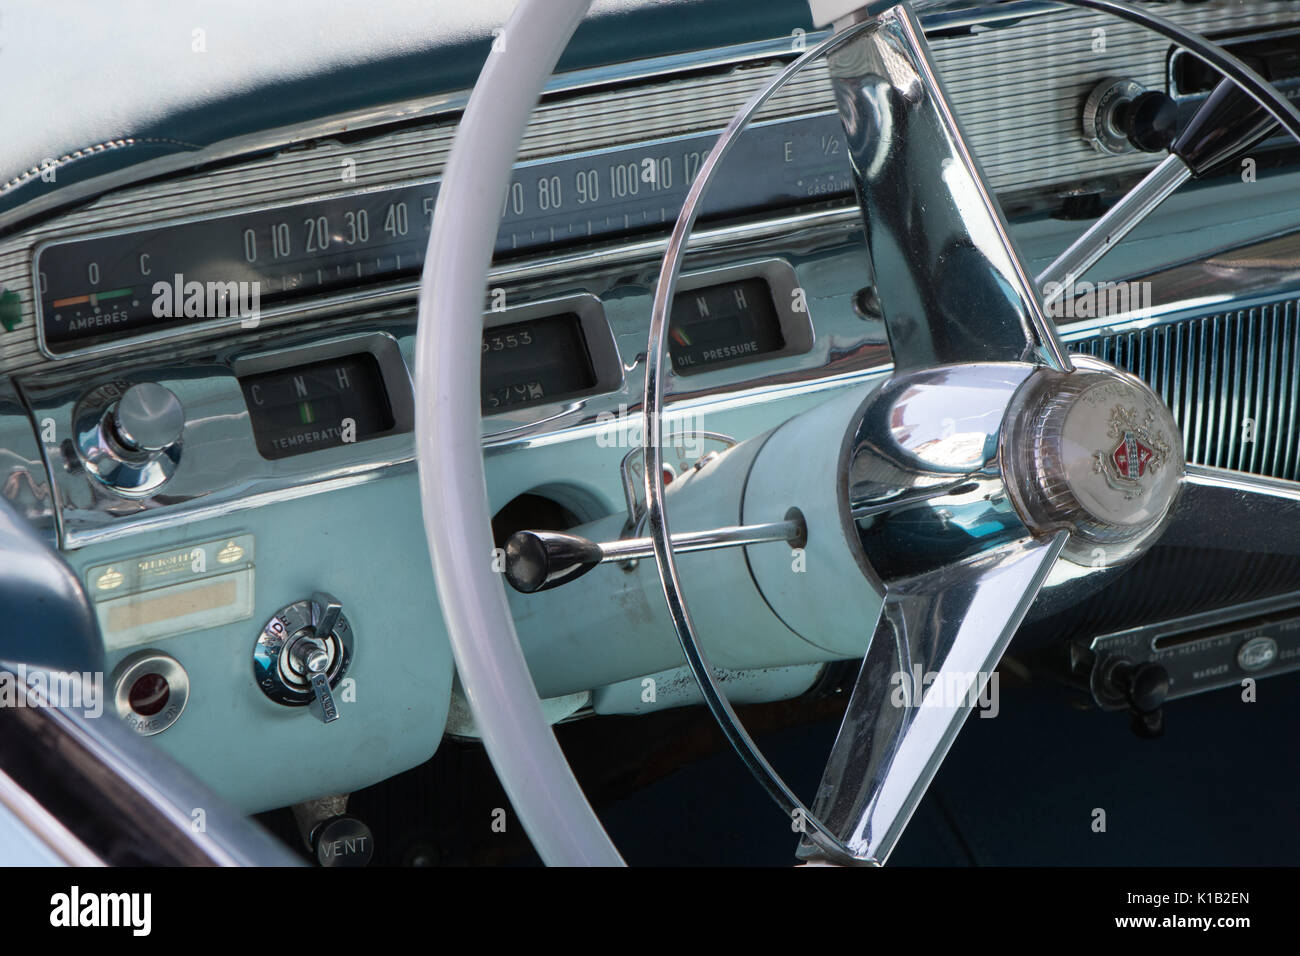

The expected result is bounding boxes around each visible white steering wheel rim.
[414,0,618,866]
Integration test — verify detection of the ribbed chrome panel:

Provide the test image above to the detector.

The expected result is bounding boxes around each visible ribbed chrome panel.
[1,2,1297,376]
[1073,297,1300,481]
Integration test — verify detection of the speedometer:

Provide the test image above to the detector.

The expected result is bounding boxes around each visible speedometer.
[33,113,852,356]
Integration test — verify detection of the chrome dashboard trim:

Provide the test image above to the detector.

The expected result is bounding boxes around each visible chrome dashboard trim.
[1089,586,1300,653]
[1057,228,1300,342]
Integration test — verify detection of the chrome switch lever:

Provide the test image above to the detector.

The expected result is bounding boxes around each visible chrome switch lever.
[289,634,341,724]
[306,667,341,724]
[1041,78,1280,311]
[253,592,354,721]
[311,592,342,647]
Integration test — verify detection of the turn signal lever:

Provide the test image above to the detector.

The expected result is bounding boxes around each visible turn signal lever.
[503,517,804,593]
[1042,77,1280,304]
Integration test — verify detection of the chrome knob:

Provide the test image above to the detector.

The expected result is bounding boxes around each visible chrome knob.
[253,592,353,723]
[111,382,185,453]
[73,380,184,498]
[1083,78,1177,155]
[289,635,330,676]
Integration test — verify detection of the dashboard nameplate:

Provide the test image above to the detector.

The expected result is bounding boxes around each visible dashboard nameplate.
[86,534,257,650]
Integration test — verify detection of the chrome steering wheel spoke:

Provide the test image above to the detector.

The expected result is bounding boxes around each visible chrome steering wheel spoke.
[799,533,1067,864]
[829,4,1071,373]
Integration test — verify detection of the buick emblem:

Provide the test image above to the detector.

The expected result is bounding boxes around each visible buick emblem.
[1112,432,1153,479]
[1094,404,1171,498]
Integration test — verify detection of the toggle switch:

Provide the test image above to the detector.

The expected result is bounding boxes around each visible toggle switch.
[253,591,353,722]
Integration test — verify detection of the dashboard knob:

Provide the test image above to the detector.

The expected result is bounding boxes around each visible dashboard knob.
[1083,78,1177,155]
[1098,658,1170,739]
[311,815,374,867]
[253,592,353,722]
[73,380,184,498]
[1120,90,1178,153]
[110,382,185,453]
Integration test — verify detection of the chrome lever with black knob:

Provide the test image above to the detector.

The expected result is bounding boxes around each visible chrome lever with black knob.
[1083,78,1177,155]
[503,518,805,594]
[1043,77,1281,309]
[1171,76,1278,178]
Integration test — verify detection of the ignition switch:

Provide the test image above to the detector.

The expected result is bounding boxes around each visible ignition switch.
[1083,77,1179,155]
[253,592,353,722]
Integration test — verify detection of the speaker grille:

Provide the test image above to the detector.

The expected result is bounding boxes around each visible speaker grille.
[1072,297,1300,481]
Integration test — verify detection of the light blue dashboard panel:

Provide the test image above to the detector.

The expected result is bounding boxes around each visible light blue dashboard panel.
[66,473,450,814]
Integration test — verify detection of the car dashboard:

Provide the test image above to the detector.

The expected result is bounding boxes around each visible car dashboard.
[2,0,1300,841]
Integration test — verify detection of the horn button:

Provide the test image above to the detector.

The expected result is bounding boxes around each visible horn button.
[1001,356,1185,566]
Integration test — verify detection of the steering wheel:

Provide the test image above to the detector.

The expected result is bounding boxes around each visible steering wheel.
[416,0,1300,865]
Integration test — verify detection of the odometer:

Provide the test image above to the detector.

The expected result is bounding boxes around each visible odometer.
[481,313,597,413]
